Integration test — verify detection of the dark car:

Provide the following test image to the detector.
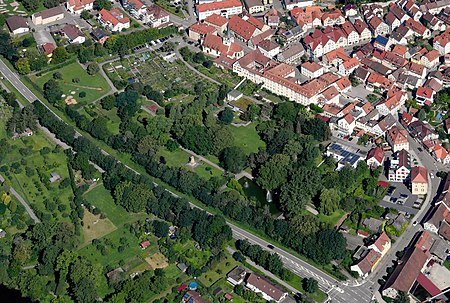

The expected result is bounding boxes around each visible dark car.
[267,244,275,249]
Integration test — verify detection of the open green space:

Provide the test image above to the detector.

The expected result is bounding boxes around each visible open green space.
[83,183,147,227]
[198,253,240,287]
[230,123,265,155]
[158,147,224,180]
[317,209,347,227]
[173,240,212,269]
[29,62,110,105]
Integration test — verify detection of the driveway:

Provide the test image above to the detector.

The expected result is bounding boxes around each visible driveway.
[33,28,56,46]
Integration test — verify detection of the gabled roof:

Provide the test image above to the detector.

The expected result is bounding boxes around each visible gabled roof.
[405,18,427,35]
[204,13,228,27]
[411,166,428,183]
[68,0,95,10]
[63,24,83,40]
[422,49,440,62]
[367,147,385,164]
[146,4,170,19]
[302,61,322,72]
[196,0,242,12]
[387,126,408,145]
[373,231,390,252]
[246,273,286,302]
[416,86,434,98]
[229,15,258,41]
[189,22,216,35]
[99,9,129,26]
[6,15,28,32]
[354,19,369,35]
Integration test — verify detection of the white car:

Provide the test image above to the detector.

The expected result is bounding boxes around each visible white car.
[430,173,434,179]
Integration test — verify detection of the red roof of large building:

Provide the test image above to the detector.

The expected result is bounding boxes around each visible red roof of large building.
[68,0,94,11]
[229,15,258,41]
[196,0,242,13]
[387,126,408,145]
[204,13,228,27]
[189,22,217,35]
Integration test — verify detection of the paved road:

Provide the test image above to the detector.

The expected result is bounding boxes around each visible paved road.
[0,174,40,224]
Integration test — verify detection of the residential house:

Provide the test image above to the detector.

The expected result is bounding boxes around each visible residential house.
[385,12,401,31]
[246,273,288,303]
[382,232,433,299]
[279,26,305,45]
[202,34,244,59]
[257,40,280,58]
[368,16,389,36]
[415,87,435,106]
[421,12,445,32]
[264,7,280,27]
[341,21,359,45]
[326,143,363,170]
[411,166,428,195]
[432,144,450,164]
[408,120,439,142]
[388,149,410,182]
[204,14,228,33]
[65,0,94,14]
[188,22,217,41]
[405,19,431,39]
[354,19,372,42]
[283,0,314,10]
[196,0,243,20]
[351,232,391,279]
[376,91,407,117]
[244,0,264,14]
[63,24,85,44]
[339,57,359,76]
[98,9,130,32]
[6,16,29,35]
[434,28,450,55]
[32,5,65,25]
[366,147,385,168]
[91,28,109,44]
[386,126,409,152]
[182,291,212,303]
[229,14,266,43]
[145,5,170,28]
[424,203,450,235]
[227,266,247,286]
[301,61,323,79]
[392,45,408,58]
[41,42,56,57]
[343,4,358,17]
[128,0,147,17]
[337,113,356,135]
[277,43,305,64]
[321,9,345,26]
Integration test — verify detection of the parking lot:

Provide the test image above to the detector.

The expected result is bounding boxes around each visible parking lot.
[379,182,420,216]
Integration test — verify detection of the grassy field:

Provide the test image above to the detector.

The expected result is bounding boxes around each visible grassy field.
[81,207,117,247]
[83,184,147,227]
[198,253,240,287]
[29,62,110,105]
[317,209,347,227]
[157,147,224,180]
[230,123,265,155]
[173,240,211,269]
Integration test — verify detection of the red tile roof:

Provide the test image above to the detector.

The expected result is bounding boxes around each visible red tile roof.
[411,166,428,183]
[367,147,385,164]
[189,22,216,35]
[196,0,242,13]
[416,273,441,297]
[387,126,408,145]
[229,15,258,41]
[99,9,129,26]
[68,0,94,10]
[42,42,56,55]
[246,273,286,302]
[204,13,228,27]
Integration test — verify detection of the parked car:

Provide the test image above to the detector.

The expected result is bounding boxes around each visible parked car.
[413,221,418,226]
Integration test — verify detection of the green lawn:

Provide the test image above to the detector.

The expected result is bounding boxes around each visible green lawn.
[29,62,110,105]
[230,123,265,155]
[198,253,240,287]
[317,209,347,227]
[158,147,224,180]
[173,240,211,269]
[83,183,147,227]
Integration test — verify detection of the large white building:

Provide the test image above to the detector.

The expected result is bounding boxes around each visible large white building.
[196,0,243,20]
[246,273,288,303]
[65,0,94,14]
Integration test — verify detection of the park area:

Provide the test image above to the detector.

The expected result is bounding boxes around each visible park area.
[29,62,110,105]
[0,0,27,16]
[230,123,265,155]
